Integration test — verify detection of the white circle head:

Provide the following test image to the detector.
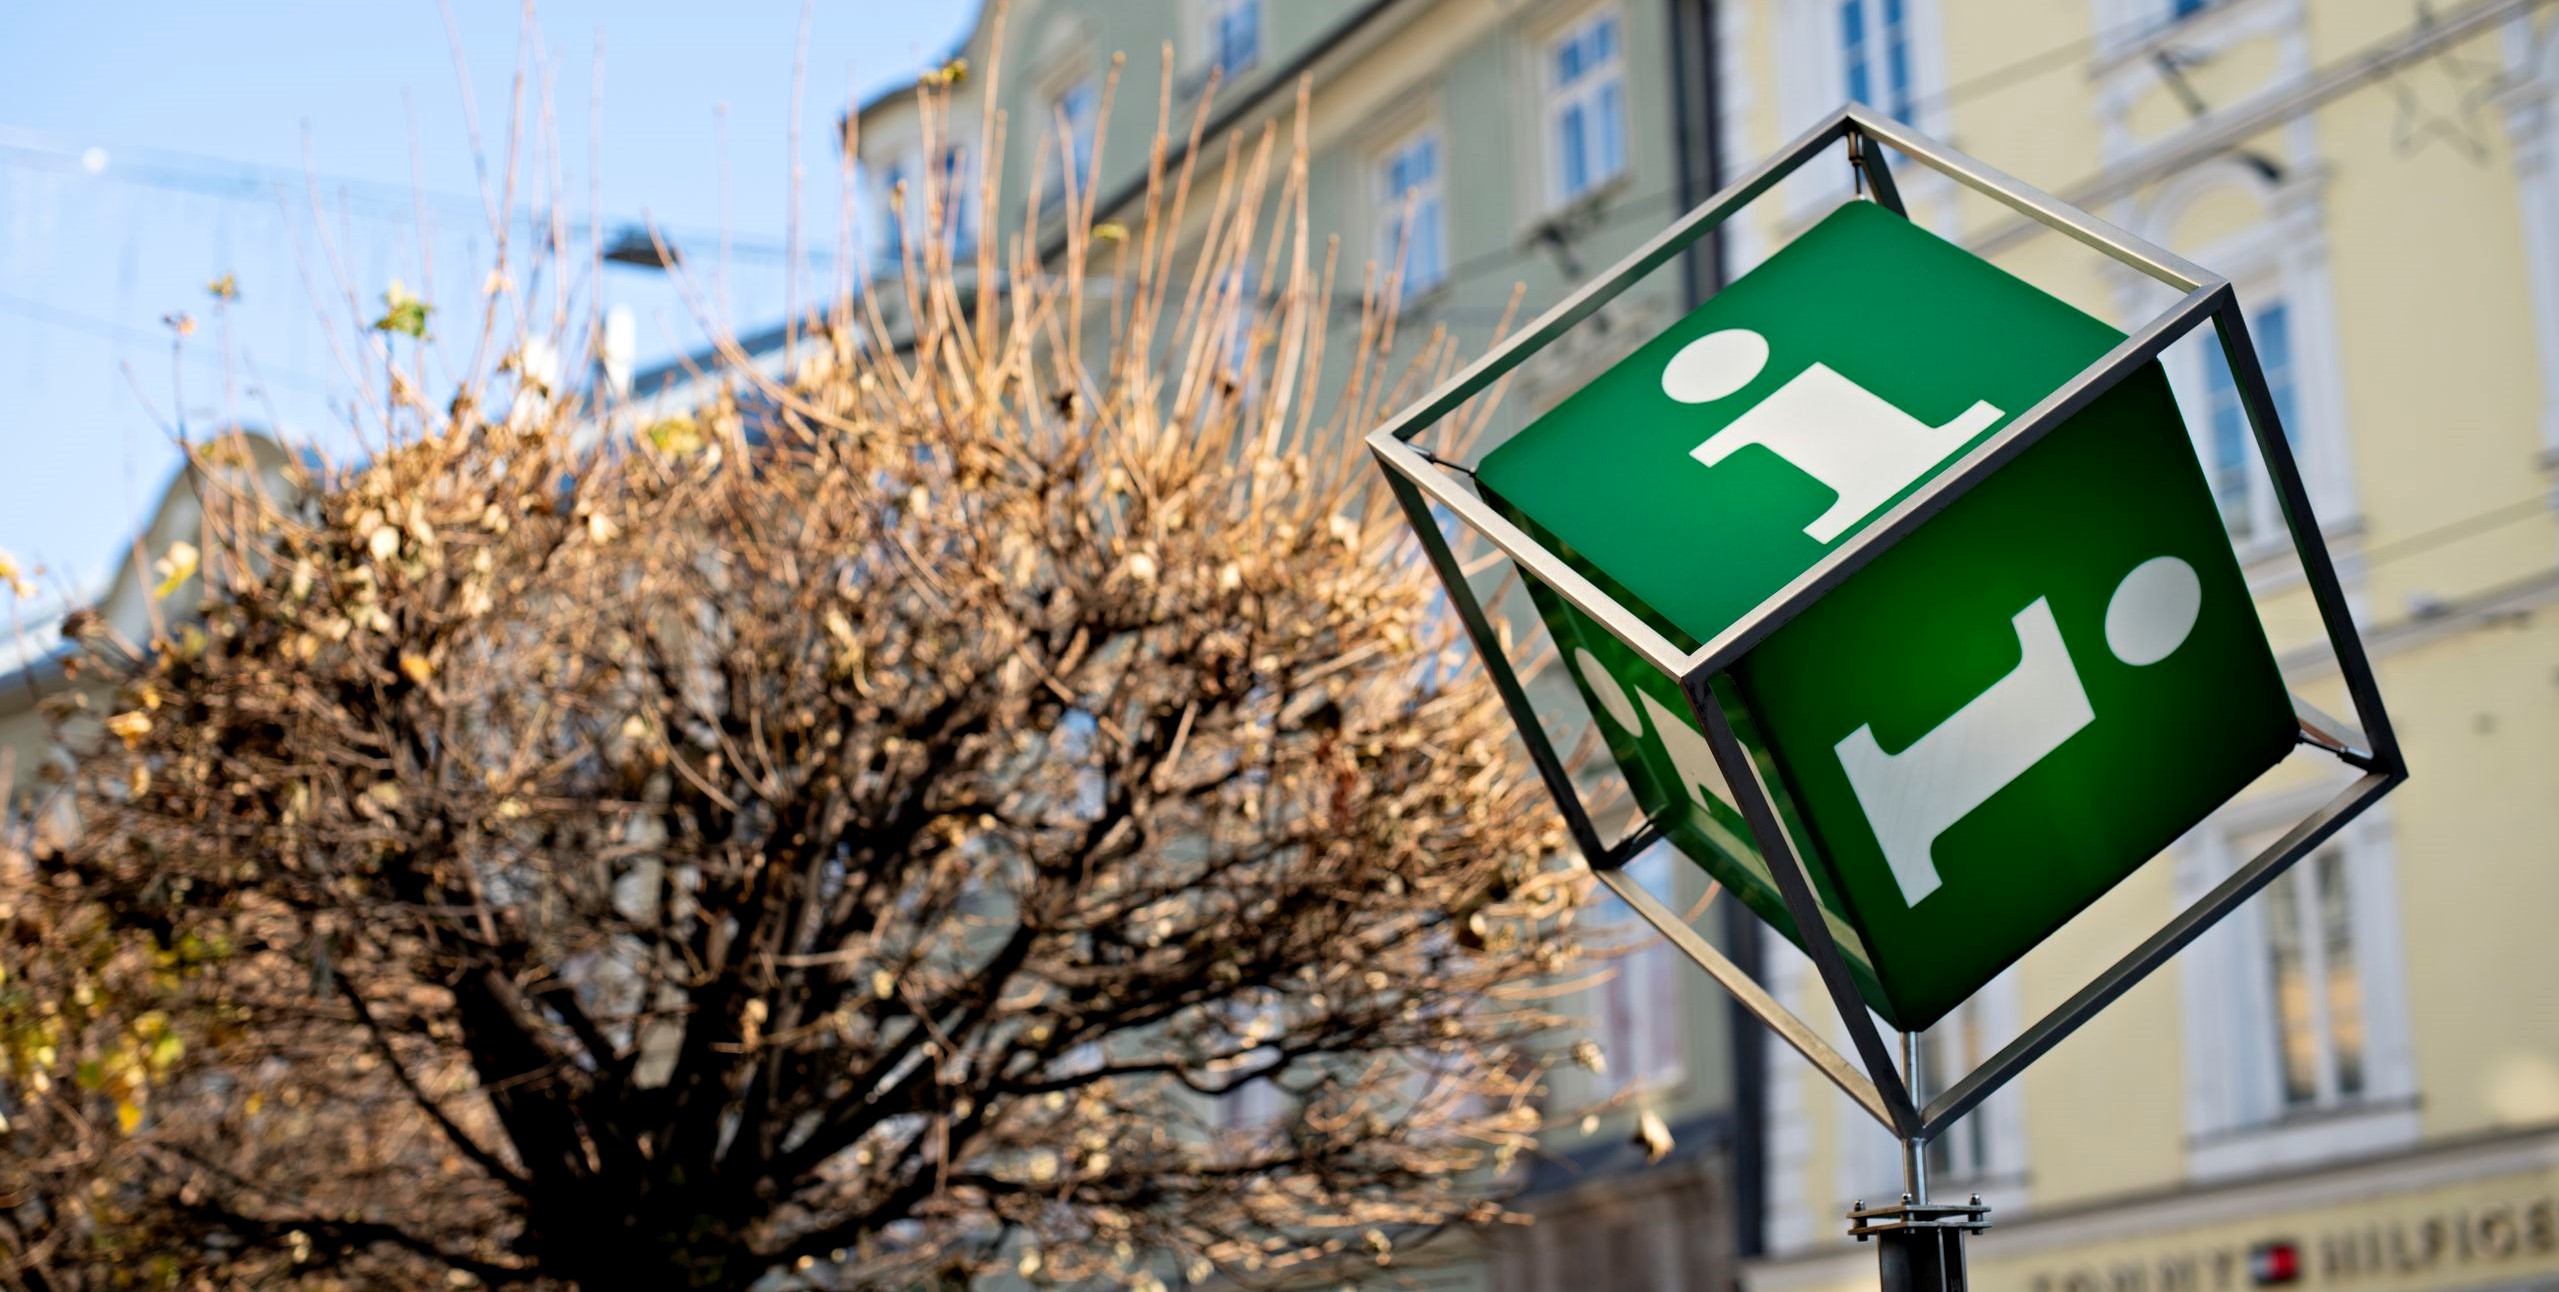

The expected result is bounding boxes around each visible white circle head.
[1573,646,1643,734]
[2105,556,2203,666]
[1661,328,1769,405]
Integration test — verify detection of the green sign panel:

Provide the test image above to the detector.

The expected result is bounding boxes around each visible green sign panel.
[1479,201,2295,1031]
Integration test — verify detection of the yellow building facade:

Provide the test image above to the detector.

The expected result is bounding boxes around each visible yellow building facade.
[1715,0,2559,1287]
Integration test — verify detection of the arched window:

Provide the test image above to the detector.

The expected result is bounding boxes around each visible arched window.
[2124,161,2358,558]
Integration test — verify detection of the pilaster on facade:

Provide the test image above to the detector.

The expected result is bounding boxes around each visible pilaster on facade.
[2499,12,2559,470]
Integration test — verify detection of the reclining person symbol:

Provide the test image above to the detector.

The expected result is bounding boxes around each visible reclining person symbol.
[1662,328,2004,543]
[1835,555,2207,908]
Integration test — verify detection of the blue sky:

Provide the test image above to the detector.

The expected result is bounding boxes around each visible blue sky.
[0,1,980,603]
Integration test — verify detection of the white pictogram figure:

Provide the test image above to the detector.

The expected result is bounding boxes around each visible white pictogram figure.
[1663,328,2004,543]
[1571,647,1732,811]
[1835,556,2204,907]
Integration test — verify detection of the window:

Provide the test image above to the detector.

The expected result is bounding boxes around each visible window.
[1376,127,1448,296]
[1544,11,1628,206]
[939,145,977,253]
[1588,847,1684,1096]
[877,147,978,255]
[1206,264,1261,406]
[2193,301,2299,544]
[1199,0,1260,76]
[1914,1002,1992,1180]
[1899,974,2024,1190]
[1221,266,1254,374]
[2179,807,2414,1178]
[2261,849,2366,1113]
[2132,165,2355,556]
[2172,0,2219,18]
[877,155,915,250]
[1837,0,1914,124]
[1219,998,1285,1130]
[1051,78,1099,205]
[1224,1071,1283,1129]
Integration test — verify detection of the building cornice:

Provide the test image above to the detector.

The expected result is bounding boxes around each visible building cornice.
[1748,1122,2559,1285]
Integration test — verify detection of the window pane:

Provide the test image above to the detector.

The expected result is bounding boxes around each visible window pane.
[1556,35,1582,85]
[2258,303,2300,443]
[1222,268,1254,381]
[1413,196,1446,289]
[1957,1009,1988,1172]
[1918,1034,1952,1175]
[1885,0,1913,123]
[2266,868,2318,1109]
[1561,103,1589,196]
[1598,80,1626,180]
[882,164,909,232]
[2202,345,2253,534]
[2318,852,2366,1099]
[942,147,975,249]
[1841,0,1871,109]
[1053,81,1099,195]
[1920,1012,1991,1179]
[1216,0,1259,70]
[1381,134,1446,291]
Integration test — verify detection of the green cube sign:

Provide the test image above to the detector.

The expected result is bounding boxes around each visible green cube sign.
[1478,201,2296,1031]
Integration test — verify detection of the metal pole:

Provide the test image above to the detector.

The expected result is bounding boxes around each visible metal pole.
[1900,1031,1928,1207]
[1856,1031,1982,1292]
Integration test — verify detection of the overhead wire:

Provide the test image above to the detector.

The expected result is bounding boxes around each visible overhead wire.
[2,3,2543,359]
[0,293,339,398]
[0,132,833,268]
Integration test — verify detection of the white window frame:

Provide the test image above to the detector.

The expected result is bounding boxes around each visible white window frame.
[876,148,922,254]
[1539,6,1631,211]
[1771,0,1949,226]
[1182,0,1262,80]
[1911,973,2028,1190]
[2128,161,2358,564]
[1374,121,1449,298]
[1218,997,1286,1131]
[1818,975,2028,1231]
[2500,13,2559,461]
[2188,292,2302,546]
[1200,262,1263,410]
[1762,922,2028,1252]
[2176,785,2416,1182]
[938,143,977,254]
[2091,0,2252,51]
[1585,846,1686,1099]
[2091,0,2310,112]
[1836,0,1919,124]
[2095,0,2224,32]
[878,142,980,257]
[1042,73,1101,208]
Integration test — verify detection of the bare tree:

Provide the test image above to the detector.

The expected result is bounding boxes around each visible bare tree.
[0,64,1596,1290]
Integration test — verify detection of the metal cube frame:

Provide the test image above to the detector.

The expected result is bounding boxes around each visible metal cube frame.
[1366,104,2406,1144]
